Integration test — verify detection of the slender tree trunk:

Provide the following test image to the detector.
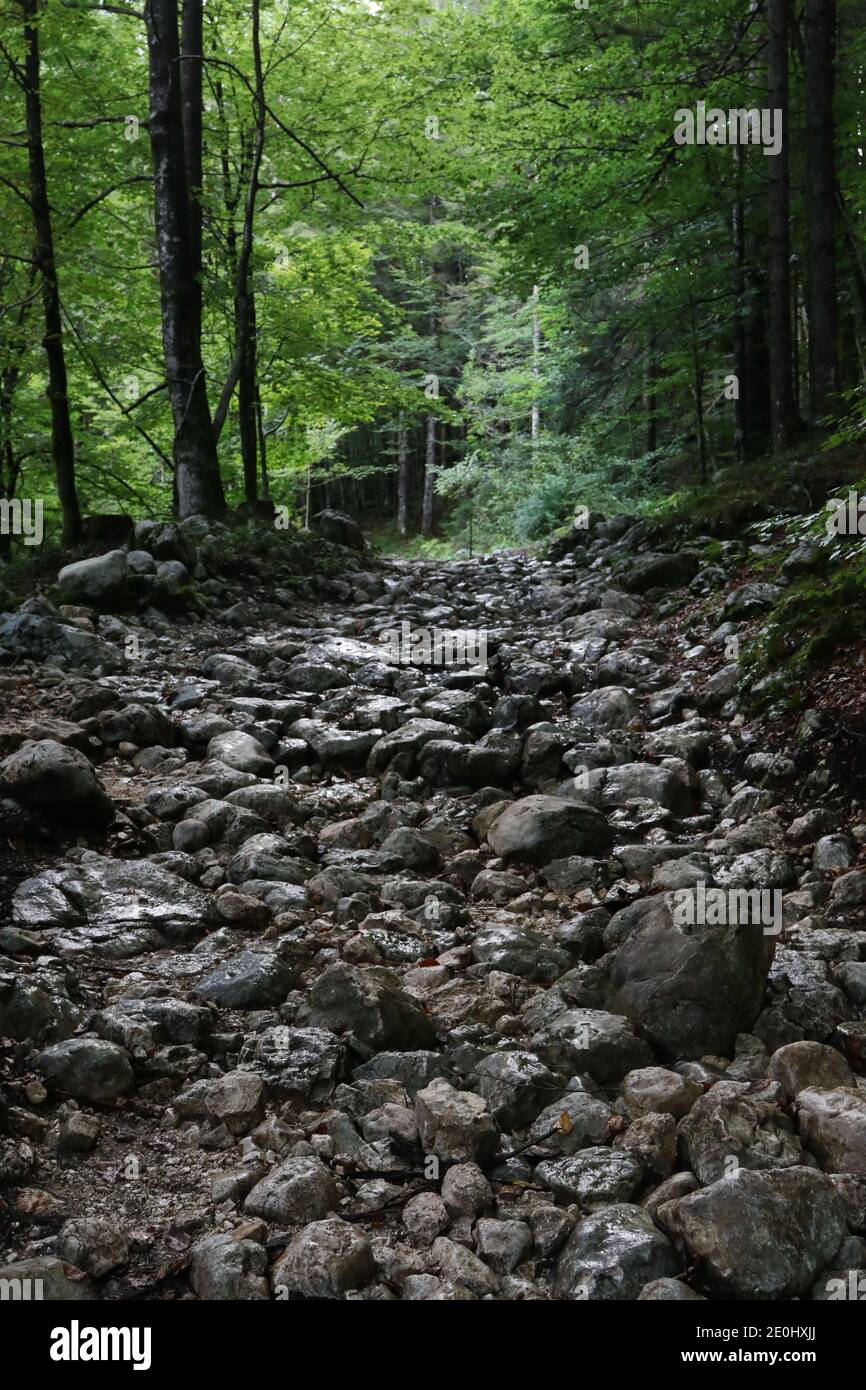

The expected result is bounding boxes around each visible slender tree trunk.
[805,0,839,420]
[422,414,436,536]
[767,0,797,450]
[397,415,410,536]
[0,264,35,556]
[239,297,258,503]
[530,284,540,439]
[643,330,658,460]
[145,0,225,517]
[212,0,265,478]
[255,385,269,499]
[690,302,707,483]
[180,0,203,300]
[21,0,81,543]
[732,145,748,464]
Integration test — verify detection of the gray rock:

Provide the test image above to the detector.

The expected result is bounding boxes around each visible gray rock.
[609,894,774,1060]
[243,1156,339,1224]
[487,795,613,865]
[622,1067,702,1120]
[303,963,436,1051]
[797,1088,866,1175]
[57,550,127,605]
[830,870,866,907]
[238,1027,344,1100]
[723,583,781,619]
[619,551,698,594]
[531,1008,652,1085]
[190,1234,269,1301]
[415,1079,498,1165]
[474,1218,532,1273]
[271,1217,374,1298]
[538,1148,644,1206]
[312,509,365,550]
[174,1072,267,1135]
[767,1041,855,1099]
[813,835,855,870]
[195,950,297,1009]
[206,730,274,776]
[402,1191,449,1245]
[0,1256,95,1301]
[440,1161,493,1217]
[431,1235,498,1296]
[470,1051,560,1129]
[0,740,113,826]
[14,856,216,948]
[554,1203,679,1300]
[662,1167,846,1298]
[36,1038,134,1105]
[0,962,81,1042]
[678,1091,805,1184]
[0,614,124,672]
[471,923,571,983]
[638,1278,705,1301]
[56,1218,128,1278]
[528,1091,614,1155]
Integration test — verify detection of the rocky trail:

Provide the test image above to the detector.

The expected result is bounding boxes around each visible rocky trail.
[0,511,865,1302]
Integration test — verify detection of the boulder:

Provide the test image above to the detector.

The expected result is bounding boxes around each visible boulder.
[662,1168,846,1299]
[57,549,127,605]
[487,795,613,865]
[303,963,436,1051]
[609,894,774,1060]
[0,740,113,826]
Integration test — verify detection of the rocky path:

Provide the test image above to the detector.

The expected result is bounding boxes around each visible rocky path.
[0,513,864,1301]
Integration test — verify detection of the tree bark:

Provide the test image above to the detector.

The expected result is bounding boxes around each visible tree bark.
[530,284,540,439]
[643,330,658,460]
[145,0,226,517]
[21,0,82,543]
[397,416,410,536]
[422,414,436,536]
[212,0,265,491]
[804,0,839,420]
[767,0,797,450]
[732,145,748,464]
[239,295,258,503]
[689,303,707,484]
[180,0,203,299]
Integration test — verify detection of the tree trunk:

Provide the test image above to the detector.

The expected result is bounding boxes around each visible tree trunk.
[21,0,81,543]
[180,0,203,300]
[145,0,226,517]
[212,0,265,483]
[397,416,410,536]
[239,296,258,503]
[690,302,707,483]
[255,385,269,499]
[804,0,839,420]
[530,284,540,439]
[643,331,658,459]
[767,0,797,450]
[422,414,436,536]
[732,145,748,464]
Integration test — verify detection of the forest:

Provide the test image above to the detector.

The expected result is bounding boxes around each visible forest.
[2,0,866,1328]
[1,0,861,555]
